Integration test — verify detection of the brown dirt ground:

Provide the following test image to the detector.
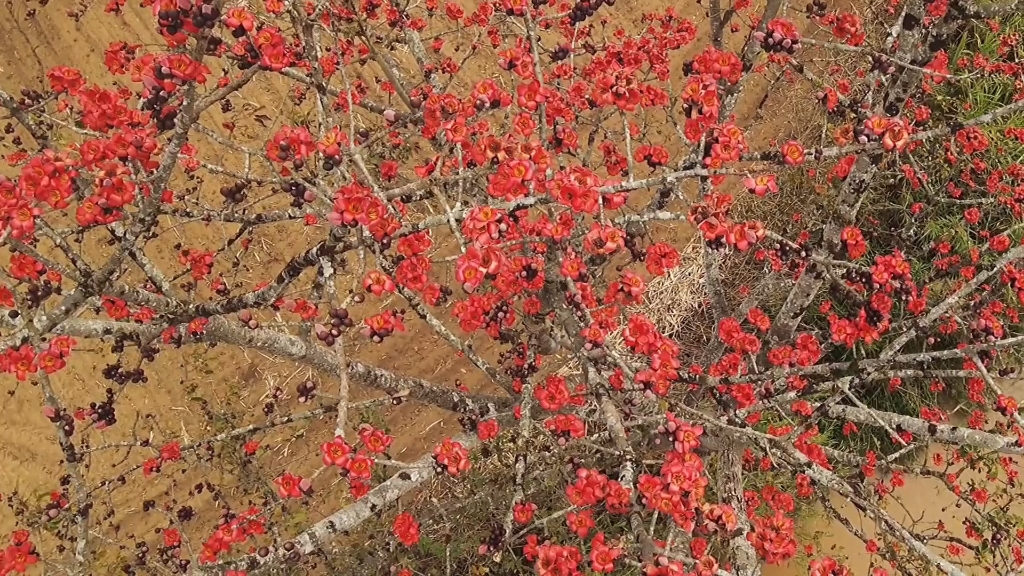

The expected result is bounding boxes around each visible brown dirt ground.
[0,0,869,572]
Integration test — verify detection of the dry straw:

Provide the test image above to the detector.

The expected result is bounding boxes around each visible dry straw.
[558,236,710,377]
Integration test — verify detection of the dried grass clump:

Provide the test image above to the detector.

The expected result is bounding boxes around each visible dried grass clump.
[589,236,713,371]
[639,237,708,339]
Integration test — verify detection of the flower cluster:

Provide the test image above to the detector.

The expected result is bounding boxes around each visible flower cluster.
[198,507,266,564]
[392,512,420,547]
[2,336,76,381]
[433,438,471,476]
[688,193,767,252]
[0,531,38,576]
[328,182,402,242]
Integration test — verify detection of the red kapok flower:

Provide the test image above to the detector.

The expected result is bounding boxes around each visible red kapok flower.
[273,472,311,499]
[320,436,353,467]
[392,512,420,547]
[780,141,806,166]
[476,419,500,441]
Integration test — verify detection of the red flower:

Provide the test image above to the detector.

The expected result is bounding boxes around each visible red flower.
[163,528,182,548]
[828,155,857,182]
[396,231,432,257]
[645,243,680,276]
[513,501,537,524]
[692,47,742,84]
[882,120,910,152]
[379,160,399,181]
[840,226,868,259]
[188,317,209,336]
[159,441,182,462]
[142,458,161,478]
[545,414,587,440]
[535,541,583,576]
[46,66,86,95]
[10,254,45,282]
[0,285,14,308]
[344,452,375,481]
[989,234,1011,252]
[362,271,396,297]
[669,420,704,453]
[832,12,866,45]
[432,438,471,476]
[566,469,609,508]
[101,296,130,320]
[567,508,596,538]
[810,557,850,576]
[2,542,39,574]
[743,174,778,196]
[516,80,547,112]
[266,126,314,163]
[534,375,572,412]
[392,512,420,546]
[747,510,797,564]
[780,141,806,166]
[361,310,406,341]
[132,307,156,324]
[358,425,394,454]
[963,206,981,224]
[589,532,622,573]
[36,348,65,376]
[476,419,500,441]
[5,346,37,382]
[443,1,464,20]
[349,480,370,499]
[273,472,310,499]
[223,7,256,32]
[956,127,989,155]
[320,436,352,467]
